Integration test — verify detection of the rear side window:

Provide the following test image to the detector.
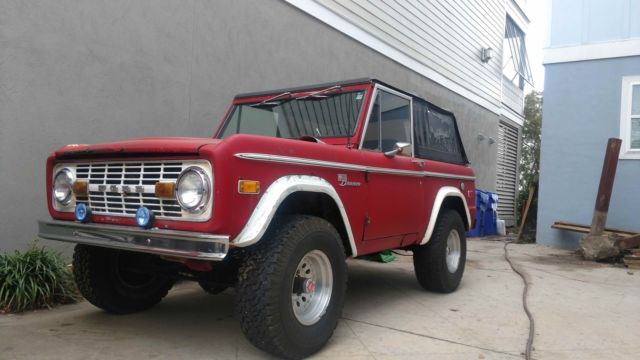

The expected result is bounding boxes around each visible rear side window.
[414,99,468,164]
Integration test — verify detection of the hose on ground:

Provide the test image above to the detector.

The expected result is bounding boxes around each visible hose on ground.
[504,241,535,360]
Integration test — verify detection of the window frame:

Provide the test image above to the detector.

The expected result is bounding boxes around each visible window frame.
[503,16,533,90]
[359,84,414,157]
[217,89,368,140]
[620,75,640,159]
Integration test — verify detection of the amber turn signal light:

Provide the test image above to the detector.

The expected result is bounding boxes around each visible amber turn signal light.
[238,180,260,194]
[72,180,88,196]
[155,182,176,198]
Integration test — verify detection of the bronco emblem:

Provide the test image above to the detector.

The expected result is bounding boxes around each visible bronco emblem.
[337,174,361,187]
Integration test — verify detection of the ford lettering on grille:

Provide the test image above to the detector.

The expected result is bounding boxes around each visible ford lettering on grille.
[75,162,183,218]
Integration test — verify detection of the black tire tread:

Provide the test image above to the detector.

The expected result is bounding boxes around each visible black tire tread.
[73,245,173,314]
[413,210,466,293]
[236,215,346,359]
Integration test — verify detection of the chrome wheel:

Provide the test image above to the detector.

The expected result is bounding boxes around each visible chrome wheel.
[291,250,333,326]
[446,229,461,273]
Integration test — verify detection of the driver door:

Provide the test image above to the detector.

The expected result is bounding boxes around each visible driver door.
[359,87,425,252]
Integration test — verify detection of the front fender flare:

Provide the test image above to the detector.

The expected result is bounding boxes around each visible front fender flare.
[420,186,471,245]
[232,175,358,257]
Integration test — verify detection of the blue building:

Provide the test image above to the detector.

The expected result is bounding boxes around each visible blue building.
[537,0,640,248]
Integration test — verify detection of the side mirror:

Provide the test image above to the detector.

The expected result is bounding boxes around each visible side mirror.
[384,142,412,157]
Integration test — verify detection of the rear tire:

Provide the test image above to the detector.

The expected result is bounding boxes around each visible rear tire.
[236,215,347,359]
[413,210,466,293]
[73,245,174,314]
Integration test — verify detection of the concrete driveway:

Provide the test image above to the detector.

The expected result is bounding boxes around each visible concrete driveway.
[2,239,639,359]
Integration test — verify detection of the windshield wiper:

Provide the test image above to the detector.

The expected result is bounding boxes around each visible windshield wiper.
[250,86,343,107]
[250,91,293,108]
[295,85,342,100]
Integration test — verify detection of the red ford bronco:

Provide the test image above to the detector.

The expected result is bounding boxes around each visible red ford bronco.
[39,78,475,359]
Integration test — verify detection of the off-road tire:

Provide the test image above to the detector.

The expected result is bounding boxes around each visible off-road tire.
[413,210,466,293]
[73,245,174,314]
[236,215,347,359]
[198,281,228,295]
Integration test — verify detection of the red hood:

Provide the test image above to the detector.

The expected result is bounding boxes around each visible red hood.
[54,137,221,159]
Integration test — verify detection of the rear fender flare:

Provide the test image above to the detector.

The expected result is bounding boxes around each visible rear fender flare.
[420,186,471,245]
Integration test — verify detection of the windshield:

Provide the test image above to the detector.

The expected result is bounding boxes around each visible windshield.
[218,90,366,139]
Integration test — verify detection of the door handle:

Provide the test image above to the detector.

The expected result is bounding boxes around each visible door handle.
[412,159,425,168]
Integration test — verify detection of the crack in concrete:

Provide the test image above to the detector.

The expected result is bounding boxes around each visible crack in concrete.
[343,318,379,360]
[519,263,634,288]
[342,317,522,358]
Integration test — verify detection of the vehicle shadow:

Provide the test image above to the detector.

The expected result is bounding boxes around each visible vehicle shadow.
[43,259,432,359]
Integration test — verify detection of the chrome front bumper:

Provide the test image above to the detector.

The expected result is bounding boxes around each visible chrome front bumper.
[38,220,229,261]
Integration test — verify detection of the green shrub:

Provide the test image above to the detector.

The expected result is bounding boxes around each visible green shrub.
[0,246,78,313]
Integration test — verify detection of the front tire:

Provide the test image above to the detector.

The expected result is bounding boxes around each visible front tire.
[413,210,467,293]
[236,215,347,359]
[73,245,175,314]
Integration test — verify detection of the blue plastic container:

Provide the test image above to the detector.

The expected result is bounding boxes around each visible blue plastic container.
[482,192,498,236]
[467,190,499,237]
[467,191,485,237]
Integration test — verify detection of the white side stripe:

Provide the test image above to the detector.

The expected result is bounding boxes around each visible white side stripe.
[234,153,476,181]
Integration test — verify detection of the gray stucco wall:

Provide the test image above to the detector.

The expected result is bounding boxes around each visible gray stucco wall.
[0,0,500,253]
[537,56,640,248]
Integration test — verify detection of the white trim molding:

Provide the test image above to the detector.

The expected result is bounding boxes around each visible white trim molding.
[232,175,358,256]
[234,153,476,181]
[499,104,525,126]
[544,39,640,64]
[620,75,640,160]
[506,0,530,33]
[420,186,472,245]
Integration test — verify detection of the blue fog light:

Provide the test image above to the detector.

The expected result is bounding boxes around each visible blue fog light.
[136,207,154,228]
[75,203,90,223]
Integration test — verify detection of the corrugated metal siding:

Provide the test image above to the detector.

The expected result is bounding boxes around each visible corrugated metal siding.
[298,0,506,108]
[496,121,519,224]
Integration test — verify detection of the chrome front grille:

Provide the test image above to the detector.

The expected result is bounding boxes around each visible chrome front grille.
[75,161,184,218]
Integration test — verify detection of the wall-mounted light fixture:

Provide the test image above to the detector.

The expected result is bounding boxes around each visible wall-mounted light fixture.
[481,47,493,63]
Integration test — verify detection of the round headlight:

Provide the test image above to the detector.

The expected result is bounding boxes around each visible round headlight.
[175,167,210,212]
[53,168,74,205]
